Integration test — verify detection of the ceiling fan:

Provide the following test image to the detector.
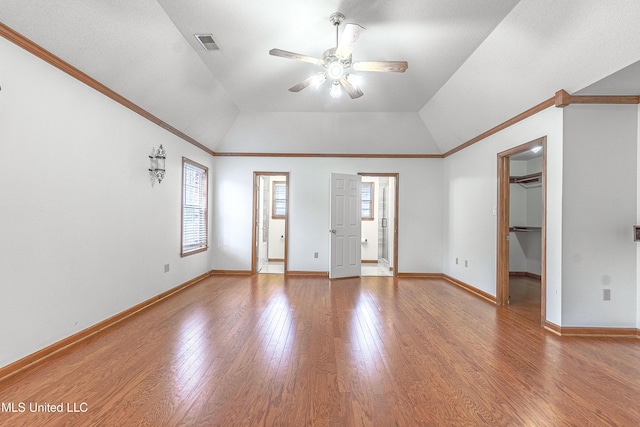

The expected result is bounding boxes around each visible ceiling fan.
[269,12,408,99]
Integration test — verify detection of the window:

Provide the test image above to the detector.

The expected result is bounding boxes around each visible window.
[181,158,208,256]
[272,181,286,219]
[361,182,374,220]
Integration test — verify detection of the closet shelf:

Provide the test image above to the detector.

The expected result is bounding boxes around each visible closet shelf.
[509,226,542,232]
[510,172,542,188]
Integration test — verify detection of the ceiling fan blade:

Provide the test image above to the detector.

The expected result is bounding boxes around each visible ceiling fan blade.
[269,48,324,66]
[335,23,366,59]
[340,76,363,99]
[352,61,408,73]
[289,72,327,92]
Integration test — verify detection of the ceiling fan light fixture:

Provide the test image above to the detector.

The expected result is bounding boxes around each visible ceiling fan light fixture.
[311,73,327,88]
[330,81,342,98]
[345,73,362,87]
[269,11,408,99]
[327,61,344,80]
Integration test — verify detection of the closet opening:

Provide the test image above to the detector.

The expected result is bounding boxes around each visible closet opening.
[497,137,547,325]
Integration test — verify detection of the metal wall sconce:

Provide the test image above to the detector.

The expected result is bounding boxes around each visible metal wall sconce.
[149,145,166,184]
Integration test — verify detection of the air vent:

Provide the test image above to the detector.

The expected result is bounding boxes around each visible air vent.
[194,34,220,51]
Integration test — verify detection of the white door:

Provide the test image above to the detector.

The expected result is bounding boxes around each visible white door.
[329,173,362,279]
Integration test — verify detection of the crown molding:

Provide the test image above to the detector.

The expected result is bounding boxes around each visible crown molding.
[0,22,214,156]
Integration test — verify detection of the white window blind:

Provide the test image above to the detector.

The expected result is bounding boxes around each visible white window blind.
[182,158,208,256]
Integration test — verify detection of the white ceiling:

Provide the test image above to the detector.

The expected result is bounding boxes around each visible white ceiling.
[156,0,519,113]
[2,1,639,154]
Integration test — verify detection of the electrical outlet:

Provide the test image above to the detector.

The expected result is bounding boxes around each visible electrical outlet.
[603,289,611,301]
[164,264,170,273]
[314,252,319,258]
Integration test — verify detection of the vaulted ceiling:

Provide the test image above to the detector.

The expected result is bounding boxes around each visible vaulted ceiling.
[2,1,640,155]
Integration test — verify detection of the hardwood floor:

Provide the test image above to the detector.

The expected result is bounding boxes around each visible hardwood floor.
[1,274,639,426]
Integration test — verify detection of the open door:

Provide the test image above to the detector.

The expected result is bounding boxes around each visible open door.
[358,173,399,277]
[329,173,362,279]
[497,137,546,326]
[252,172,289,275]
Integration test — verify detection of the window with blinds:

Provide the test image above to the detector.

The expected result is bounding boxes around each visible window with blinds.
[361,182,374,220]
[181,158,208,256]
[272,181,287,219]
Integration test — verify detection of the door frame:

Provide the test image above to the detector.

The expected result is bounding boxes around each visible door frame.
[496,137,547,325]
[358,173,399,277]
[252,172,289,275]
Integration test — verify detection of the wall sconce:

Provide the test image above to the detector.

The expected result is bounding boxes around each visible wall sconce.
[149,145,166,184]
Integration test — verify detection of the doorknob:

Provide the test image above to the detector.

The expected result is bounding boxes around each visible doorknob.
[330,229,336,234]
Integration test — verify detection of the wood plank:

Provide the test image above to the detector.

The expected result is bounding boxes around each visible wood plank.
[556,89,640,107]
[1,275,640,426]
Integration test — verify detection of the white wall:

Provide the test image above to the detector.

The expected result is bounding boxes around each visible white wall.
[420,0,640,153]
[509,161,528,272]
[361,177,379,261]
[509,158,543,275]
[562,105,638,327]
[0,37,214,368]
[443,106,564,325]
[212,157,443,274]
[218,112,441,154]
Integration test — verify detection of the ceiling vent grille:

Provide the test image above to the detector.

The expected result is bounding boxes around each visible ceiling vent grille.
[194,34,220,51]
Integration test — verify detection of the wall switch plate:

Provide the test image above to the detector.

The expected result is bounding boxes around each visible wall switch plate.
[456,258,458,265]
[314,252,319,258]
[465,260,468,267]
[164,264,170,273]
[603,289,611,301]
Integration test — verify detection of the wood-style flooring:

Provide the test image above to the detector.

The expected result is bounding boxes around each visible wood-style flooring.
[1,274,639,426]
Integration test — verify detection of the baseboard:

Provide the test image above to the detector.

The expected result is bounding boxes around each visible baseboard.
[286,271,329,277]
[267,258,284,262]
[0,271,212,383]
[397,272,442,279]
[544,321,562,336]
[362,260,378,264]
[544,321,639,338]
[209,269,253,275]
[442,274,497,304]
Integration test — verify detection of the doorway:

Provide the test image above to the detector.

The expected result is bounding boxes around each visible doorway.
[497,137,546,325]
[252,172,289,274]
[358,173,398,277]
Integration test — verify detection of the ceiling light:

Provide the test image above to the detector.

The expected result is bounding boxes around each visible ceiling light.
[327,61,344,80]
[530,146,542,154]
[330,81,342,98]
[311,73,327,88]
[345,74,362,87]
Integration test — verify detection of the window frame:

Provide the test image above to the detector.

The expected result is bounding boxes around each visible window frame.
[181,157,209,257]
[272,181,287,219]
[361,181,374,221]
